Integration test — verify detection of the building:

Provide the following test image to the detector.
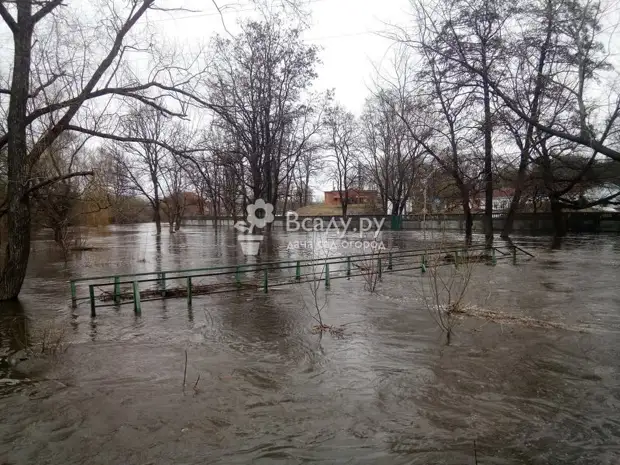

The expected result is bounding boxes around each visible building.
[162,192,205,216]
[477,188,515,212]
[324,189,380,207]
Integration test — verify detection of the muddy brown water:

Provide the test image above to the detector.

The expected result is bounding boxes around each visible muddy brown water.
[0,225,619,464]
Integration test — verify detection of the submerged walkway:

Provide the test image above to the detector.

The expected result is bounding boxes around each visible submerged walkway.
[70,244,534,317]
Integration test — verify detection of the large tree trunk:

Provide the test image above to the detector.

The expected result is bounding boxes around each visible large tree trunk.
[0,5,34,300]
[550,197,565,238]
[0,186,32,300]
[482,55,494,247]
[153,201,162,234]
[501,158,528,238]
[463,199,473,244]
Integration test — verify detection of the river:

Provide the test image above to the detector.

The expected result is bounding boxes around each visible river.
[0,224,619,464]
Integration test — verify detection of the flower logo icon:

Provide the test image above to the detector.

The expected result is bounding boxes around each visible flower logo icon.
[246,199,275,230]
[234,199,275,256]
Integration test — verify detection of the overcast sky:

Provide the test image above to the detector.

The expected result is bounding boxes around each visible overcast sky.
[145,0,414,198]
[151,0,412,115]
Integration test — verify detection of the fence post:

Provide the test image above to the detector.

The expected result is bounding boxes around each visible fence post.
[388,252,393,271]
[113,276,120,304]
[160,272,166,296]
[512,246,517,265]
[325,263,330,289]
[346,255,351,278]
[187,277,192,306]
[491,248,497,266]
[71,281,77,308]
[378,257,382,280]
[88,285,96,318]
[295,261,301,281]
[133,281,141,315]
[263,268,268,293]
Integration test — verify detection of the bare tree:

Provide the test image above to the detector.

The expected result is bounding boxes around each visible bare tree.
[291,147,323,208]
[501,0,620,236]
[420,242,476,345]
[362,87,427,216]
[202,18,324,218]
[94,146,150,224]
[0,0,203,299]
[160,151,190,232]
[411,0,620,163]
[380,45,482,241]
[112,105,184,234]
[30,133,90,244]
[324,105,359,218]
[398,0,509,244]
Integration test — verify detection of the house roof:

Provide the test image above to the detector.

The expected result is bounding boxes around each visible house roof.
[324,189,378,195]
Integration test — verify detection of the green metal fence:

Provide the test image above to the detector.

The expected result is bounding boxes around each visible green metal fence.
[70,244,534,317]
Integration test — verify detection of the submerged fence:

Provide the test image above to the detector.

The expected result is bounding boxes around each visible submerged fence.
[184,211,620,233]
[70,244,534,317]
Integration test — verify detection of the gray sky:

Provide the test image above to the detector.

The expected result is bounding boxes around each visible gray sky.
[146,0,413,198]
[151,0,412,115]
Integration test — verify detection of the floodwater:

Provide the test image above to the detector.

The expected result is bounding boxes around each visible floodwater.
[0,224,619,464]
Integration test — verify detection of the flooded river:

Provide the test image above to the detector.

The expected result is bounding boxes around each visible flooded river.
[0,224,619,464]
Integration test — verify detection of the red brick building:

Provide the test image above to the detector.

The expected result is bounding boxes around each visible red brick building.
[324,189,379,207]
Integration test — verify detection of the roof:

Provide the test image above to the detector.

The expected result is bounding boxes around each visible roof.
[324,189,378,195]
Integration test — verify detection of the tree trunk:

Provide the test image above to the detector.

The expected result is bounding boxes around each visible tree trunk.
[153,201,162,234]
[0,5,34,300]
[212,199,219,228]
[53,226,63,244]
[462,195,473,244]
[550,197,565,238]
[282,194,289,215]
[482,63,494,246]
[501,162,528,238]
[464,208,473,244]
[304,172,311,206]
[0,186,31,300]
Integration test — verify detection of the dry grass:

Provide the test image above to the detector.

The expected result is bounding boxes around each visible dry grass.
[355,251,383,293]
[418,232,478,344]
[12,319,70,358]
[299,233,345,337]
[457,305,586,332]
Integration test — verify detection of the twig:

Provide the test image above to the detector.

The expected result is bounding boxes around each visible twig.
[193,374,201,392]
[183,349,188,390]
[203,309,214,327]
[474,439,478,465]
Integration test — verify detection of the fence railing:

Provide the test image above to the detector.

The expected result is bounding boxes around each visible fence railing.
[70,244,534,317]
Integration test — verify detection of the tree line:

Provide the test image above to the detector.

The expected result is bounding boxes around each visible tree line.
[1,0,619,299]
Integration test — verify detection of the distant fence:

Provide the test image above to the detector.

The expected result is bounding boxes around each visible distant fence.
[183,211,620,233]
